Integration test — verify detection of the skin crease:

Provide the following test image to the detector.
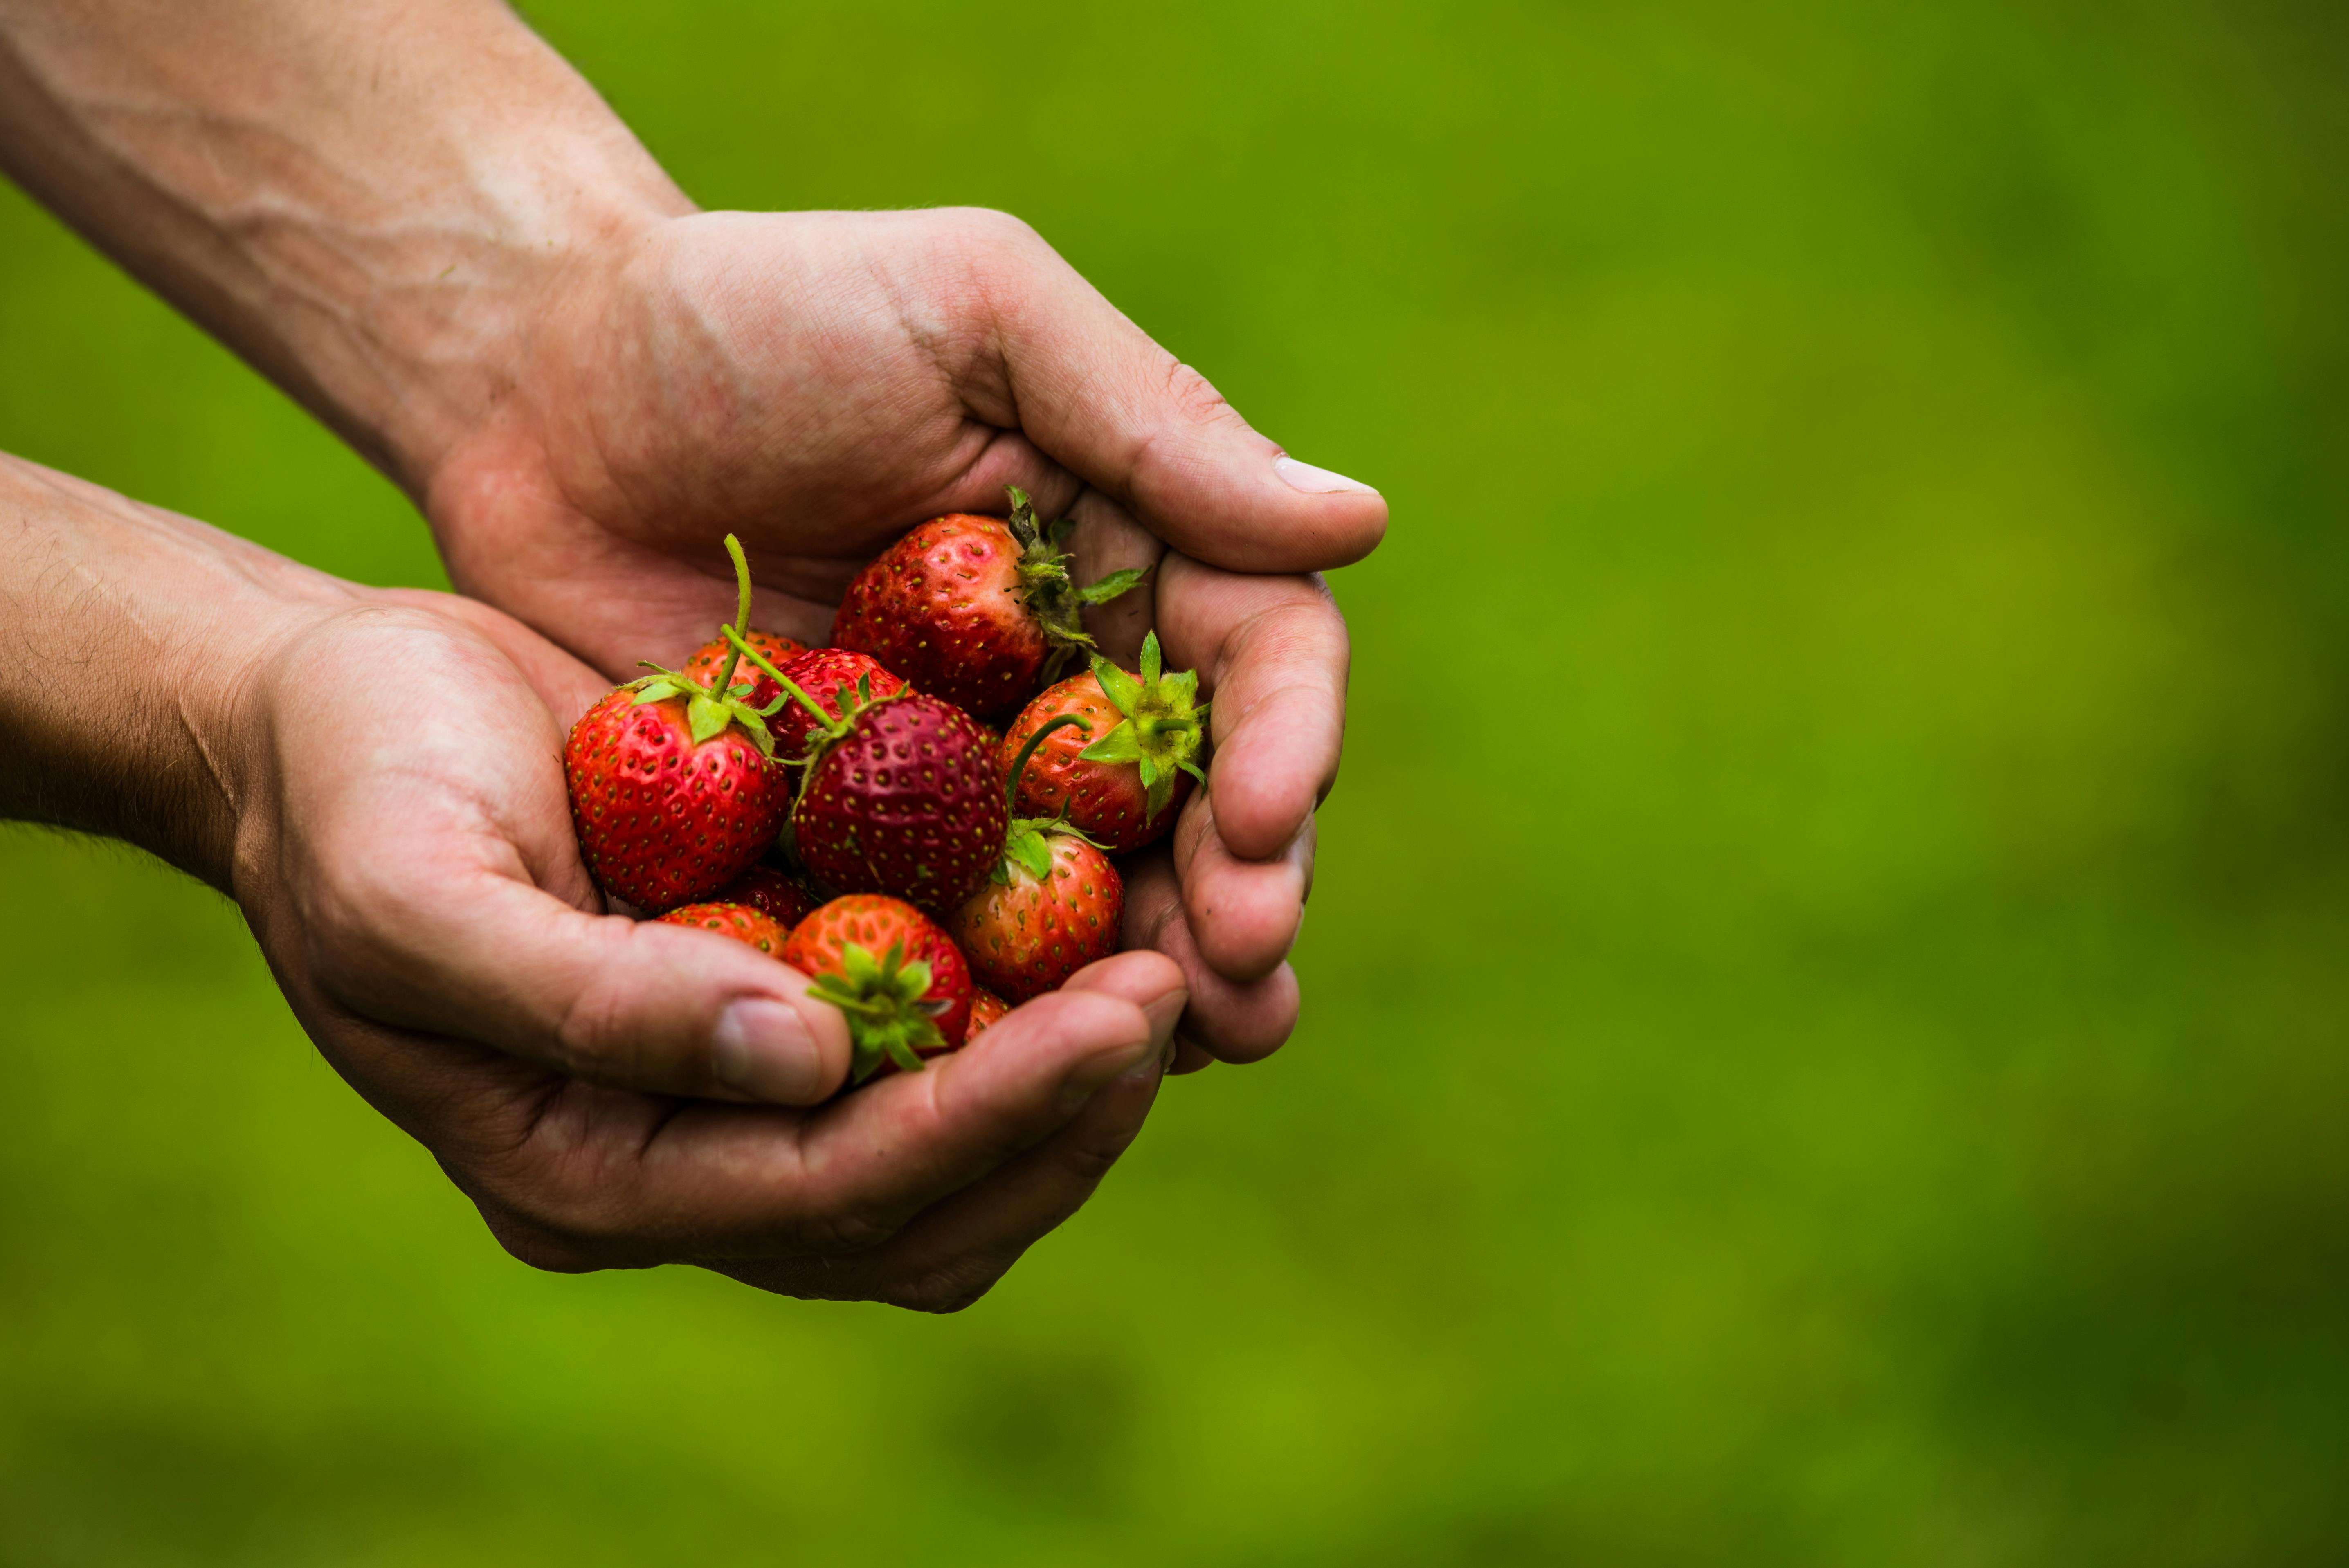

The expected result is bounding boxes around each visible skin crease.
[0,0,1382,1301]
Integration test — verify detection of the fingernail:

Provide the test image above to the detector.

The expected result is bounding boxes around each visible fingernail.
[1060,1032,1161,1113]
[1142,988,1188,1052]
[1275,456,1379,496]
[713,999,823,1103]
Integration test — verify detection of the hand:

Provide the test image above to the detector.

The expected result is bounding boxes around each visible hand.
[229,589,1187,1305]
[425,208,1387,1069]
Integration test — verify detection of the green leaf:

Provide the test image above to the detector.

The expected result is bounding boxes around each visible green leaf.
[1091,656,1144,715]
[1079,724,1148,765]
[1144,761,1176,819]
[841,942,883,987]
[1074,566,1149,606]
[1139,630,1163,685]
[1163,667,1200,706]
[686,694,729,745]
[1006,826,1054,881]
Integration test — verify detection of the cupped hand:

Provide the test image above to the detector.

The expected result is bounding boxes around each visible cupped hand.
[227,589,1182,1304]
[424,209,1383,1069]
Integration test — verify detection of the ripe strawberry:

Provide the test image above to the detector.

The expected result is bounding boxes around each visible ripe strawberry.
[713,863,817,930]
[966,987,1009,1039]
[951,715,1125,1001]
[766,647,907,761]
[831,488,1148,720]
[782,895,973,1079]
[683,628,807,710]
[656,901,792,955]
[779,685,1008,914]
[1002,631,1207,851]
[565,538,790,912]
[953,831,1124,1002]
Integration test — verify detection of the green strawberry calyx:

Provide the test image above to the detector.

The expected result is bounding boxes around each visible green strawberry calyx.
[1081,631,1209,820]
[994,712,1106,885]
[1005,486,1151,683]
[807,939,952,1081]
[625,535,785,757]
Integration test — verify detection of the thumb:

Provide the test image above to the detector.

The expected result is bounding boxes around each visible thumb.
[973,214,1389,574]
[308,867,855,1105]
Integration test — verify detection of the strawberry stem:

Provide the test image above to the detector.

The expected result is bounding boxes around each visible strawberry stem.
[702,535,760,701]
[722,627,855,738]
[1003,712,1092,813]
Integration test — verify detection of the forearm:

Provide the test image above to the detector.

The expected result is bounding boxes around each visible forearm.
[0,452,348,882]
[0,0,685,492]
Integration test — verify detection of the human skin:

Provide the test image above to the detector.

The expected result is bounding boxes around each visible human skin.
[0,451,1186,1306]
[0,0,1386,1072]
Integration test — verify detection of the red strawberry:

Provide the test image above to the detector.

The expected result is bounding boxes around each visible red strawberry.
[782,894,973,1080]
[713,863,817,930]
[565,538,790,912]
[1002,631,1207,851]
[683,628,807,710]
[966,987,1009,1039]
[953,832,1124,1002]
[951,714,1125,1001]
[785,688,1008,914]
[831,488,1148,720]
[766,647,907,761]
[656,901,792,955]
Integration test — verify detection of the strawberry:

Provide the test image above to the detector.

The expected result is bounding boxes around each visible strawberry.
[953,831,1124,1002]
[782,895,973,1079]
[951,717,1125,1001]
[565,539,789,912]
[683,629,807,711]
[656,901,792,955]
[713,862,817,930]
[723,630,1008,914]
[767,647,906,762]
[830,487,1149,720]
[966,987,1009,1039]
[1002,631,1207,852]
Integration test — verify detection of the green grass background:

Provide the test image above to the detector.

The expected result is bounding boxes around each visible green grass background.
[6,0,2349,1561]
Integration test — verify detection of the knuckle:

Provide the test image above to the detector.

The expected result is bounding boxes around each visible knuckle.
[789,1204,906,1256]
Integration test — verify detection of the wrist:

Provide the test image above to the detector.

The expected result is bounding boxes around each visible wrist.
[0,455,354,888]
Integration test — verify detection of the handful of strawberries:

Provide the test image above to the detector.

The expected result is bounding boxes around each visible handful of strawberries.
[562,491,1205,1085]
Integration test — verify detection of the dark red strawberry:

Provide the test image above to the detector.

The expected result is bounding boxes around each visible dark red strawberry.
[782,895,973,1080]
[779,684,1008,914]
[966,987,1009,1039]
[683,628,807,710]
[831,488,1148,720]
[1002,631,1207,851]
[565,537,789,912]
[656,901,792,955]
[952,714,1125,1001]
[713,863,817,930]
[766,647,907,761]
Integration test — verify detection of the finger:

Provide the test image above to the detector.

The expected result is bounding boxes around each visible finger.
[1123,851,1301,1062]
[1170,1038,1217,1074]
[709,955,1182,1307]
[963,213,1388,574]
[513,954,1181,1260]
[1154,554,1351,861]
[311,868,856,1105]
[1173,793,1315,983]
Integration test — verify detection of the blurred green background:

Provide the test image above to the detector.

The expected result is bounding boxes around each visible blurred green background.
[6,0,2349,1561]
